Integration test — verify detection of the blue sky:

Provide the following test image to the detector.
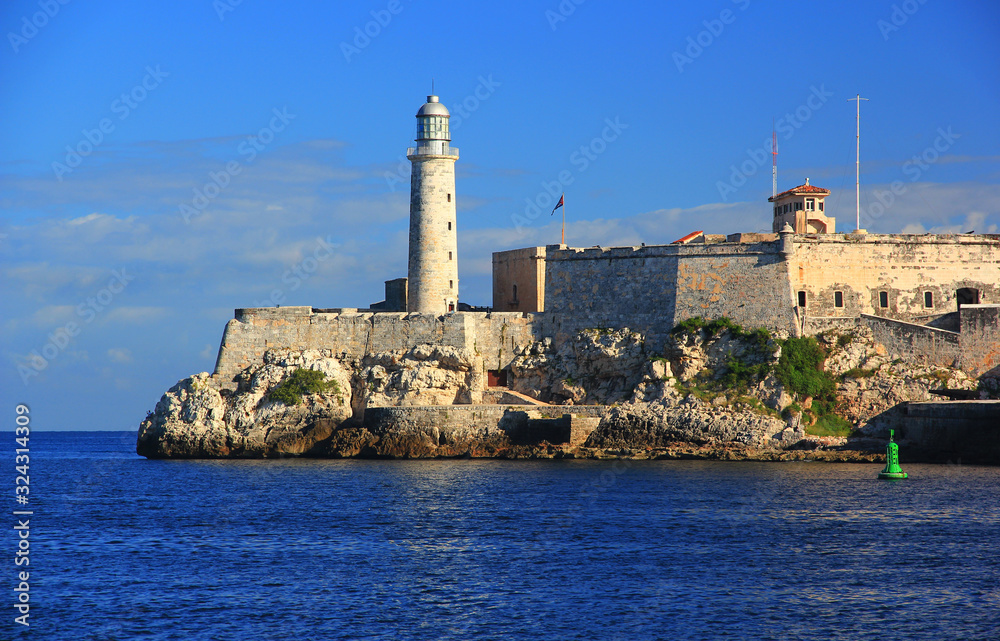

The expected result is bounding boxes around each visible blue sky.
[2,0,998,431]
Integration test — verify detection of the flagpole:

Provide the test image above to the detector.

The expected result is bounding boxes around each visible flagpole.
[561,194,565,245]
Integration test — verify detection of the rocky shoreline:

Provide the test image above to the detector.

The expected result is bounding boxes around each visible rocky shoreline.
[138,322,989,462]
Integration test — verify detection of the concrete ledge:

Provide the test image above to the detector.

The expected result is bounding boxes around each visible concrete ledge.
[363,404,608,446]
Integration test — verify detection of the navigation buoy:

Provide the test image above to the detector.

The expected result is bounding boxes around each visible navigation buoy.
[878,429,908,480]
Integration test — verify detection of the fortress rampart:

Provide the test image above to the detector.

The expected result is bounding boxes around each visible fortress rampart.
[212,307,540,388]
[209,234,1000,389]
[543,239,796,345]
[538,232,1000,339]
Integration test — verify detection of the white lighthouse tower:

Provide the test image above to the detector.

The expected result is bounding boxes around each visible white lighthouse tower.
[407,94,459,314]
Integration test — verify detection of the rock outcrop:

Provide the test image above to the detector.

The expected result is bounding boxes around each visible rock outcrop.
[138,323,982,460]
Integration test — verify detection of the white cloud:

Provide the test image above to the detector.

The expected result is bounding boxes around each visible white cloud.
[107,347,133,363]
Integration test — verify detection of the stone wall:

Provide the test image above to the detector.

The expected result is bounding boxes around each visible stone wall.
[791,234,1000,322]
[538,233,1000,347]
[362,404,607,447]
[897,401,1000,464]
[211,307,540,388]
[959,304,1000,377]
[492,246,547,312]
[860,305,1000,377]
[861,314,962,369]
[543,240,798,348]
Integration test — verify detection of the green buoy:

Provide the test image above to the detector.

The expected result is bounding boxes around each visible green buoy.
[878,429,908,480]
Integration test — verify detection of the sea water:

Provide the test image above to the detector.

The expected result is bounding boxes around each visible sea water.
[13,431,1000,640]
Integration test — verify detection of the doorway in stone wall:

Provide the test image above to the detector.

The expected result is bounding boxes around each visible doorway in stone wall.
[487,369,508,387]
[956,287,980,310]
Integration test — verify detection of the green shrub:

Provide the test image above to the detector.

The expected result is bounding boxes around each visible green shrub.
[808,414,853,437]
[269,369,340,406]
[718,357,771,391]
[672,317,706,335]
[775,336,835,399]
[836,333,854,348]
[672,316,771,346]
[841,367,877,380]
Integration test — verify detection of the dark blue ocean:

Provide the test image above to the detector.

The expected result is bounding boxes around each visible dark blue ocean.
[8,431,1000,640]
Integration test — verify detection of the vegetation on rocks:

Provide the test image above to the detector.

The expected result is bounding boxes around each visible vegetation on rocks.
[269,369,341,406]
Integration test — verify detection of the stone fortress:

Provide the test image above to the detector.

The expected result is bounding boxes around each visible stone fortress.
[138,92,1000,461]
[210,94,1000,399]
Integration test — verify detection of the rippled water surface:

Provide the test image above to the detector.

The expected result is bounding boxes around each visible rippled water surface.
[20,432,1000,640]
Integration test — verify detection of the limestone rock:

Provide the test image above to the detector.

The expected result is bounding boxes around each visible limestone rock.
[359,344,482,407]
[587,395,788,449]
[510,327,648,404]
[137,351,353,458]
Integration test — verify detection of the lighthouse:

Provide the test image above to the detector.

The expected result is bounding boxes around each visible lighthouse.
[407,94,459,314]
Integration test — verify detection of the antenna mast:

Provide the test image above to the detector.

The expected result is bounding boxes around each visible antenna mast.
[771,120,777,198]
[848,93,869,231]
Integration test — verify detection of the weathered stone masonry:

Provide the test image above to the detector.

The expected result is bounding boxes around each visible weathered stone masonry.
[212,307,540,390]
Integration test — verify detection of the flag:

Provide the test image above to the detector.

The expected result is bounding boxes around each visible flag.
[551,194,564,214]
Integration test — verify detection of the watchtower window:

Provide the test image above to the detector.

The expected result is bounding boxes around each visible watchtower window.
[834,291,844,308]
[797,291,806,307]
[806,198,815,211]
[924,291,933,308]
[819,201,824,212]
[512,284,518,302]
[794,201,802,211]
[879,291,889,308]
[449,280,454,290]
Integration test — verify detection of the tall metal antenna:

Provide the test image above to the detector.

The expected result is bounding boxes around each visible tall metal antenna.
[848,93,869,231]
[771,119,778,198]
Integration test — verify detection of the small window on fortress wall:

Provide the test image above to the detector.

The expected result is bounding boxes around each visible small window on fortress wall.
[834,291,844,308]
[819,201,824,212]
[879,291,889,308]
[797,291,806,307]
[448,251,452,260]
[924,291,933,308]
[447,193,451,202]
[448,222,452,230]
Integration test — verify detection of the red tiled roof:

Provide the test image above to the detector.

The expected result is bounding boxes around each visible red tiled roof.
[768,184,830,201]
[672,230,704,244]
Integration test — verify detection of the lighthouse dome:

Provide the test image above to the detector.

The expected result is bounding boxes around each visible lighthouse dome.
[416,95,450,117]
